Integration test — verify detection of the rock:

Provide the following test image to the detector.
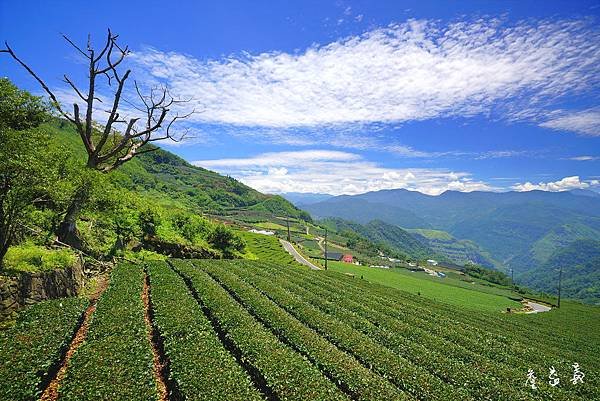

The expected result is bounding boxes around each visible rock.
[0,257,86,319]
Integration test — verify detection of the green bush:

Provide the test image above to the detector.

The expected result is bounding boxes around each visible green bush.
[208,225,245,258]
[139,208,161,239]
[3,244,76,273]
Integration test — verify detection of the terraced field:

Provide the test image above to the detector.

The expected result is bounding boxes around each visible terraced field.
[1,260,599,401]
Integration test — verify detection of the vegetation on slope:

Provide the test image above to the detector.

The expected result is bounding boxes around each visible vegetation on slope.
[325,261,521,312]
[520,239,600,305]
[0,79,307,268]
[0,297,88,400]
[320,217,431,261]
[2,259,599,400]
[408,228,501,268]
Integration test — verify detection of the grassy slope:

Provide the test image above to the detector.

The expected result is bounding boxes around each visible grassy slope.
[238,217,525,310]
[326,261,522,312]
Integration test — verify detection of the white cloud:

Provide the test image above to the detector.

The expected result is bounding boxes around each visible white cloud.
[567,155,598,161]
[475,150,529,159]
[540,108,600,136]
[198,150,360,167]
[130,18,600,131]
[194,150,493,195]
[512,176,590,192]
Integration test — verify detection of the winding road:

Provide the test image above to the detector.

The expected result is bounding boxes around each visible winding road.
[524,301,552,313]
[279,239,321,270]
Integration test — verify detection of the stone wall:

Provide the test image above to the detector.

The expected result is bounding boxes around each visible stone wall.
[0,258,85,319]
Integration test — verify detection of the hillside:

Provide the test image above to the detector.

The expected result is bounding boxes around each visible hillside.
[520,239,600,305]
[305,188,600,302]
[50,120,309,220]
[1,115,308,266]
[407,229,501,268]
[321,218,432,260]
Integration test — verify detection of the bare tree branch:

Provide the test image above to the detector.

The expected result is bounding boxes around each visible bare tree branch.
[63,74,87,102]
[1,42,75,124]
[61,33,89,59]
[2,31,194,173]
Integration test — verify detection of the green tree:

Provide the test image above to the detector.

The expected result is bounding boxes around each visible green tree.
[0,79,49,268]
[171,212,211,243]
[139,208,161,240]
[208,224,245,258]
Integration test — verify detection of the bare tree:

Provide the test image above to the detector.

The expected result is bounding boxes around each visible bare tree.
[1,30,193,248]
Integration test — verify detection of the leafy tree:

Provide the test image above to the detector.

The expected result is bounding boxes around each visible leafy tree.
[0,79,49,267]
[139,208,161,240]
[208,224,245,258]
[465,263,512,286]
[171,212,211,243]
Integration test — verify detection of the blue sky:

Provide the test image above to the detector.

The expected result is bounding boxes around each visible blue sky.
[1,0,600,195]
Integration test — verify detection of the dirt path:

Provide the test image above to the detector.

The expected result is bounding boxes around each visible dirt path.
[142,274,169,401]
[40,275,109,401]
[316,237,325,252]
[280,239,321,270]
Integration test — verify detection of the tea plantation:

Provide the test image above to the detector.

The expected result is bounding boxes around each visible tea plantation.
[1,260,598,400]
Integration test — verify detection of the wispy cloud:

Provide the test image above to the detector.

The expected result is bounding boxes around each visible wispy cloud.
[540,108,600,136]
[130,18,600,134]
[194,150,494,195]
[512,176,591,192]
[566,155,599,161]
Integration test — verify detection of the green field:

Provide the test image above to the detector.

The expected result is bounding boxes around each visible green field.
[1,259,598,401]
[406,228,454,240]
[326,261,522,312]
[241,230,522,313]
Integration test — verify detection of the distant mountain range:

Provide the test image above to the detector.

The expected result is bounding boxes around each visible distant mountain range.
[303,188,600,303]
[281,192,334,206]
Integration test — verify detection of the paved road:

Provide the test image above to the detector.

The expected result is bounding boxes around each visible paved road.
[525,301,552,313]
[279,239,321,270]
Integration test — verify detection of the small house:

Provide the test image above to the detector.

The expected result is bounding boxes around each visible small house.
[324,252,343,261]
[341,254,353,263]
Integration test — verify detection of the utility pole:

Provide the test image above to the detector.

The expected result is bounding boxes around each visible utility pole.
[510,268,514,286]
[557,266,563,308]
[286,217,291,242]
[324,228,328,270]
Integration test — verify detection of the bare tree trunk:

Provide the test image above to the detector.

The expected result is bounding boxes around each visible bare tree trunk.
[56,186,88,249]
[0,193,13,270]
[0,235,10,270]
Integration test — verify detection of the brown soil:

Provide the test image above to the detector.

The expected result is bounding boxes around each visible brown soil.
[142,274,168,401]
[40,274,109,401]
